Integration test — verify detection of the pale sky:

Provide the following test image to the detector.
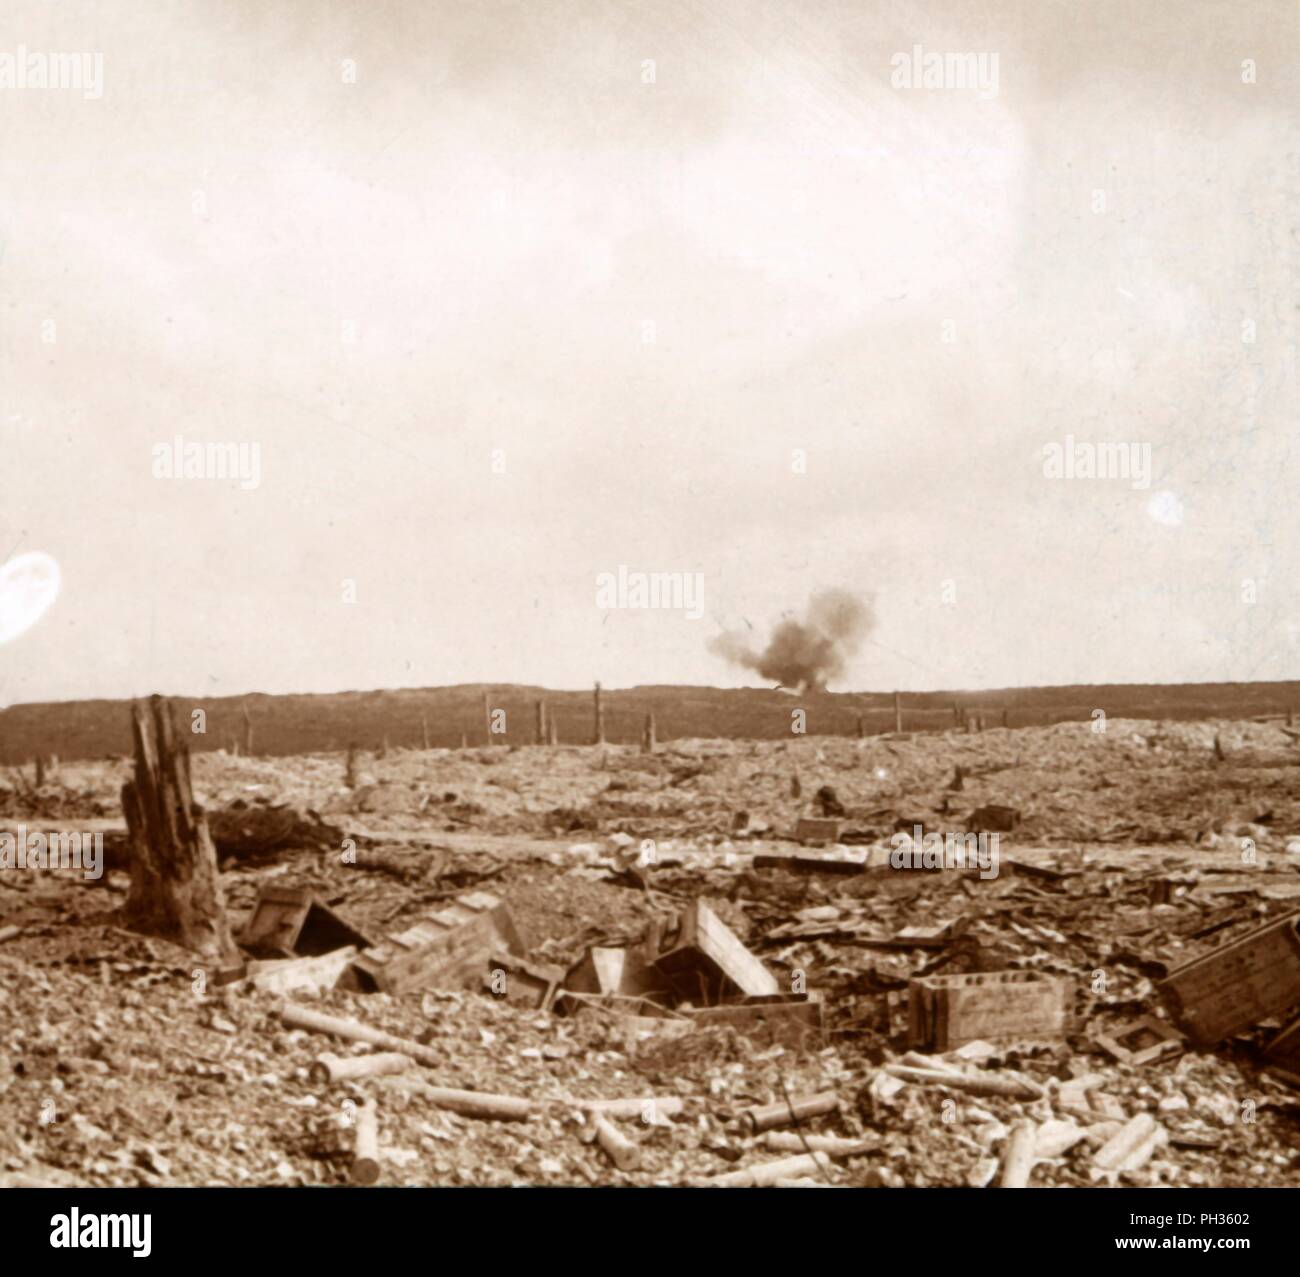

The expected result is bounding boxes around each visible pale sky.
[1,0,1296,706]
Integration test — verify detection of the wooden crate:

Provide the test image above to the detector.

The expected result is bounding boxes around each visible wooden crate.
[1158,912,1300,1045]
[348,891,524,995]
[651,900,780,1002]
[239,885,372,958]
[909,970,1069,1050]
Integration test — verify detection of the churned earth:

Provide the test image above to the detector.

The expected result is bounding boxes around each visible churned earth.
[0,718,1298,1187]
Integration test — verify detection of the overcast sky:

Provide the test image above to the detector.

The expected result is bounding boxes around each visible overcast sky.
[1,0,1296,706]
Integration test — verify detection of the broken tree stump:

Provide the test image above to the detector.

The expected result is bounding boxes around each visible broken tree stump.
[593,681,605,744]
[120,695,236,960]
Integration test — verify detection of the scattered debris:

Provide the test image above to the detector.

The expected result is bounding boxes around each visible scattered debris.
[7,715,1300,1187]
[1093,1016,1185,1066]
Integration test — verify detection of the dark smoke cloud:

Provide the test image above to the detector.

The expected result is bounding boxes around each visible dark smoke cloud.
[709,589,874,692]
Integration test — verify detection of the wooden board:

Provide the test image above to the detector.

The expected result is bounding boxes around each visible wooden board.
[793,818,842,846]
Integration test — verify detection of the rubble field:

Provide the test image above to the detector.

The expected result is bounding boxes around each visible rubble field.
[1,716,1298,1188]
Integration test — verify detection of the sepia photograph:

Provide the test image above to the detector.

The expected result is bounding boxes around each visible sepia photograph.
[0,0,1295,1253]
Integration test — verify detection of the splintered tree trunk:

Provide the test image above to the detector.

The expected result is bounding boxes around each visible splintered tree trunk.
[593,682,605,745]
[535,700,546,746]
[121,695,236,960]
